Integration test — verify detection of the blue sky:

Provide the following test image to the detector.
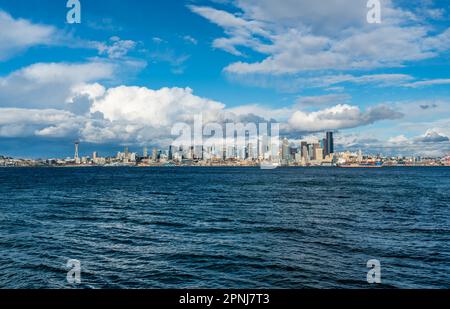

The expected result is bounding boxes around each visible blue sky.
[0,0,450,158]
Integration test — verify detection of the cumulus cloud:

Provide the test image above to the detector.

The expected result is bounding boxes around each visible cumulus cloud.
[337,125,450,156]
[0,81,405,147]
[90,86,225,126]
[287,104,403,133]
[415,130,449,143]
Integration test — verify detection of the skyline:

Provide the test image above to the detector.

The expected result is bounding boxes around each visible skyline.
[1,0,450,158]
[2,130,449,167]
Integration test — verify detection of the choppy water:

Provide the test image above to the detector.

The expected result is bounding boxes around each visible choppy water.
[0,167,449,289]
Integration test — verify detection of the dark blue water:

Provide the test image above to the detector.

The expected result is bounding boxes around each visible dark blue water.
[0,167,449,289]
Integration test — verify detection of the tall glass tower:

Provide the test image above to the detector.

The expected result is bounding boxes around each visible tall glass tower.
[326,132,334,156]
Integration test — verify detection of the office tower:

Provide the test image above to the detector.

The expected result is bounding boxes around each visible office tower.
[143,147,148,158]
[222,146,227,161]
[92,152,97,160]
[315,147,324,161]
[302,145,309,163]
[301,142,307,157]
[194,145,203,160]
[152,148,158,161]
[308,144,314,160]
[282,138,290,161]
[168,146,173,160]
[247,143,256,160]
[290,146,297,158]
[325,132,334,156]
[312,143,321,160]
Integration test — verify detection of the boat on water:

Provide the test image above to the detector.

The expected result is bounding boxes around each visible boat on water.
[338,163,383,168]
[260,161,279,170]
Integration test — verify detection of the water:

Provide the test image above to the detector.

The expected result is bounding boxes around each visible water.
[0,167,449,289]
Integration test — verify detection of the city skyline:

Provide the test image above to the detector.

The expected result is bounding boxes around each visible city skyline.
[0,1,450,158]
[2,130,450,167]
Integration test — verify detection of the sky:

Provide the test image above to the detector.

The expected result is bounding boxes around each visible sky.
[0,0,450,158]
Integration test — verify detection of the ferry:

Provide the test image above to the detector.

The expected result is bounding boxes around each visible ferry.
[338,162,383,168]
[260,161,279,170]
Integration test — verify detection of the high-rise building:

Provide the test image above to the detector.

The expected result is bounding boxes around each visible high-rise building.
[312,143,321,160]
[152,148,158,161]
[325,132,334,157]
[314,147,324,161]
[302,145,309,164]
[143,147,148,158]
[282,138,290,161]
[301,142,308,158]
[168,146,174,160]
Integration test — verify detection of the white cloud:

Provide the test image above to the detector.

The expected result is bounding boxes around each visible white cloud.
[0,10,55,61]
[388,135,410,144]
[183,35,198,45]
[190,0,450,76]
[0,82,403,146]
[404,78,450,88]
[95,36,137,59]
[0,62,115,109]
[0,10,141,63]
[0,108,81,138]
[90,86,225,127]
[415,129,449,143]
[336,129,450,156]
[287,104,403,132]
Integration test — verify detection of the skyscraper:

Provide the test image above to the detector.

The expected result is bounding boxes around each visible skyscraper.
[168,146,174,160]
[143,147,148,158]
[282,138,290,161]
[152,148,158,161]
[326,132,334,156]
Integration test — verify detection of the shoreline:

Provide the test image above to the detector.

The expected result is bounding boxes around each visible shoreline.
[1,165,449,168]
